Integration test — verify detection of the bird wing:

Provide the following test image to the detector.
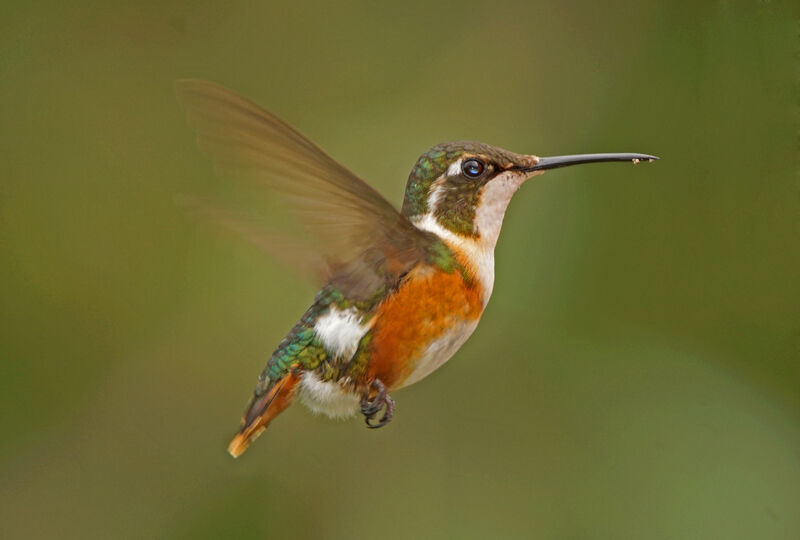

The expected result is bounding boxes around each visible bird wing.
[175,79,435,300]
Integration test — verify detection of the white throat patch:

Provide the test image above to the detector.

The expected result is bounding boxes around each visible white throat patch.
[471,170,531,247]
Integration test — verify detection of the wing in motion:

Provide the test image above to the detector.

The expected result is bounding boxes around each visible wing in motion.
[175,79,435,300]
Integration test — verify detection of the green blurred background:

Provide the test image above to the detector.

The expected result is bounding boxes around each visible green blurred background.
[1,1,798,538]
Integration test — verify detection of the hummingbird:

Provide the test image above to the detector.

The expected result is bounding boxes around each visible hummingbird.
[176,80,657,458]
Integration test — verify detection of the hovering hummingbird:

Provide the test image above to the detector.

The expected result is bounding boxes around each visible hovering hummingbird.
[176,80,657,458]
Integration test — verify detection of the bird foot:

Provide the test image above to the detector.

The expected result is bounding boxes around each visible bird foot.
[360,378,395,429]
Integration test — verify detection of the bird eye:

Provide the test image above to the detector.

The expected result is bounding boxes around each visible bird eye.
[461,159,485,178]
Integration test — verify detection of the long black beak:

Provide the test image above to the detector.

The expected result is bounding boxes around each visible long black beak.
[529,153,659,171]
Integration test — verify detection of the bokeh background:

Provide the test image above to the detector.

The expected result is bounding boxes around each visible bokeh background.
[1,1,798,538]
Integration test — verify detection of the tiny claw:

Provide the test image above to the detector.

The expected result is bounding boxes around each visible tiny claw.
[360,378,394,429]
[366,394,394,429]
[361,395,383,417]
[362,403,381,418]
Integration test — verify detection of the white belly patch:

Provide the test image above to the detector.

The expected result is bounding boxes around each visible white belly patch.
[296,371,360,418]
[313,306,371,360]
[300,305,370,418]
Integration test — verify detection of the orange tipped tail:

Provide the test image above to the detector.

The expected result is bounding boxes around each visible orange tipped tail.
[228,373,300,458]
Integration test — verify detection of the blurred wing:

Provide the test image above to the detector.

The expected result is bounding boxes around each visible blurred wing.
[175,79,432,299]
[175,194,327,284]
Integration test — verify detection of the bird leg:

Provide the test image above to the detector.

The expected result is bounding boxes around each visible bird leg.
[360,378,395,429]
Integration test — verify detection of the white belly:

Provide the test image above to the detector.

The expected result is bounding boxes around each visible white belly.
[398,319,480,389]
[300,305,369,418]
[296,371,360,418]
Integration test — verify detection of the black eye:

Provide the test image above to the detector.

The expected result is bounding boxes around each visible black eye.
[461,159,485,178]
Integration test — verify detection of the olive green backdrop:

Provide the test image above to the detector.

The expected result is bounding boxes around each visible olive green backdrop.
[1,1,798,539]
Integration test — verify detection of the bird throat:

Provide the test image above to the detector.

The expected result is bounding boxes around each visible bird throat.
[411,170,533,305]
[420,170,531,248]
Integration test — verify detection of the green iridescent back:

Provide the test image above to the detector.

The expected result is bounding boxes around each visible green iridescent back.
[253,286,380,398]
[401,144,465,218]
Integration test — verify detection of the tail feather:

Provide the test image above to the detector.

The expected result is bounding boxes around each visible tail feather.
[228,373,300,458]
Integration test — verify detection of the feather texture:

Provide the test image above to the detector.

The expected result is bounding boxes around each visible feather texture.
[175,79,435,300]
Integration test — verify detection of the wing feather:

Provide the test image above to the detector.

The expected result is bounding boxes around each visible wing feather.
[175,80,432,299]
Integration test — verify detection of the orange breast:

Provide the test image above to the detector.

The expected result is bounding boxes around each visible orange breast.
[367,264,484,389]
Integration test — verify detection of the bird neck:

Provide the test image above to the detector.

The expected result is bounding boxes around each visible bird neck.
[407,170,534,305]
[411,212,499,307]
[413,169,529,249]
